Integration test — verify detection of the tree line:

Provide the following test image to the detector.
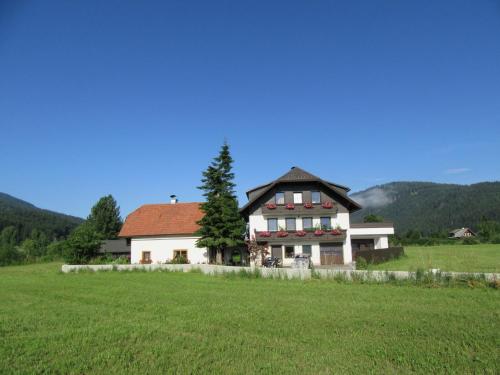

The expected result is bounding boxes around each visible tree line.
[0,195,122,266]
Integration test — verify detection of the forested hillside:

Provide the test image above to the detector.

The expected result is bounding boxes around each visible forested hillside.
[0,193,83,242]
[350,182,500,234]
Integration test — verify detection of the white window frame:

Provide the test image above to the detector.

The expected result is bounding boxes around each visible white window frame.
[293,192,303,204]
[312,191,321,204]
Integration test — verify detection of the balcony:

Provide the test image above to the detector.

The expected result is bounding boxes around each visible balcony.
[255,229,346,243]
[261,202,339,216]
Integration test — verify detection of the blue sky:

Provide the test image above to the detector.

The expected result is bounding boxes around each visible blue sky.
[1,0,499,218]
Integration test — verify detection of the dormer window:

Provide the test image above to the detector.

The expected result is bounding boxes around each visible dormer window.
[312,191,321,204]
[275,192,285,205]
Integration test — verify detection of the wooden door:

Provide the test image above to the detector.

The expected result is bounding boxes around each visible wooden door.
[320,243,343,265]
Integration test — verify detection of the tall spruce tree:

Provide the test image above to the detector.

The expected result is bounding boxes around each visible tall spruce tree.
[196,142,246,264]
[87,195,123,239]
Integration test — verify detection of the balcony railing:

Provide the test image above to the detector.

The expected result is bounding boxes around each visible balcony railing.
[255,229,346,242]
[261,202,339,215]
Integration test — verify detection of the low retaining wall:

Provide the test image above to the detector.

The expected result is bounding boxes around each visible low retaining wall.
[61,264,499,282]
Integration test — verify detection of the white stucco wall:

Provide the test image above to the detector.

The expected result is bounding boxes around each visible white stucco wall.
[349,227,394,236]
[131,236,208,264]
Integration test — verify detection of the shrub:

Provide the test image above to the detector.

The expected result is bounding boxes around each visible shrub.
[490,235,500,244]
[356,257,368,270]
[169,256,190,264]
[462,237,479,245]
[63,223,102,264]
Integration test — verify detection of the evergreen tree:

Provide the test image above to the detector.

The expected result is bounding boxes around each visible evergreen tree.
[87,195,122,239]
[196,142,246,264]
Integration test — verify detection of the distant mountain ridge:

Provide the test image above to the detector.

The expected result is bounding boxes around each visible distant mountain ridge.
[350,181,500,234]
[0,192,83,241]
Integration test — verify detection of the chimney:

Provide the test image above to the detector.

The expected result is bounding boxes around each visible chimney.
[170,195,178,204]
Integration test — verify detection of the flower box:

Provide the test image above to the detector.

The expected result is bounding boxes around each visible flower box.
[322,201,334,209]
[285,203,295,210]
[258,231,271,238]
[331,229,342,235]
[296,230,307,237]
[314,229,325,236]
[266,203,277,209]
[277,231,289,238]
[303,202,313,209]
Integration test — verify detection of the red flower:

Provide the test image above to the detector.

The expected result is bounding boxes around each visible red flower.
[322,201,334,209]
[266,203,277,209]
[303,202,313,209]
[331,229,342,235]
[285,203,295,210]
[314,229,325,236]
[277,230,289,238]
[296,230,307,237]
[258,231,271,237]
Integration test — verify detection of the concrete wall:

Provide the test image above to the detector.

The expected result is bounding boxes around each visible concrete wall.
[60,264,500,282]
[131,236,208,264]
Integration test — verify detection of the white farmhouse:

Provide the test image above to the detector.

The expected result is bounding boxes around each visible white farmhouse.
[239,167,394,267]
[119,196,208,264]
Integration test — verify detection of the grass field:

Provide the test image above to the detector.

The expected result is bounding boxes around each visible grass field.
[370,244,500,273]
[0,263,499,374]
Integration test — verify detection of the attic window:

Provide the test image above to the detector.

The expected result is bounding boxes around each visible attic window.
[312,191,321,204]
[275,192,285,205]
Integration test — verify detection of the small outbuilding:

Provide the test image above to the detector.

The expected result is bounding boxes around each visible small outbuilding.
[448,227,476,239]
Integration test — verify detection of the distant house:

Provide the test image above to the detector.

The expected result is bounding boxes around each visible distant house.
[98,238,130,257]
[448,227,476,239]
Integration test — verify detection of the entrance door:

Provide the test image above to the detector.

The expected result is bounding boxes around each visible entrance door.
[320,243,343,265]
[271,245,282,259]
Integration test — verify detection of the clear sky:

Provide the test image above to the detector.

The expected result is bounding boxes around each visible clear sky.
[1,0,499,218]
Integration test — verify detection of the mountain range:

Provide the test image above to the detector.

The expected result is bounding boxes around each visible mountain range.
[0,192,83,241]
[350,181,500,234]
[2,181,500,241]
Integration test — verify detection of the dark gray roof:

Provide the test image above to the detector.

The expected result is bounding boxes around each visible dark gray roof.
[240,166,361,215]
[99,239,130,254]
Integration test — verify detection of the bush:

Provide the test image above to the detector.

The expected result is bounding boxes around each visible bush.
[356,257,368,270]
[462,237,479,245]
[489,235,500,244]
[169,256,190,264]
[63,223,102,264]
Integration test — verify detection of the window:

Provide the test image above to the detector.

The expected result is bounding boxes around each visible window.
[312,191,321,204]
[275,192,285,205]
[320,217,331,230]
[302,217,313,230]
[293,192,303,204]
[141,251,151,264]
[173,250,188,260]
[285,246,295,258]
[126,238,131,246]
[302,245,312,255]
[286,218,296,231]
[267,218,278,232]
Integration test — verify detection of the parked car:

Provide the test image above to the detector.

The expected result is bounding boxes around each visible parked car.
[292,254,312,269]
[263,257,281,268]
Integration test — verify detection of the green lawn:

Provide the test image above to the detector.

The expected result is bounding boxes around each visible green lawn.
[0,263,498,374]
[370,244,500,273]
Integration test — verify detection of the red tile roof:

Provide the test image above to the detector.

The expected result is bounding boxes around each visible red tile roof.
[119,203,204,237]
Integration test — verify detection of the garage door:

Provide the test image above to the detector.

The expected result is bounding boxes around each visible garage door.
[320,243,343,265]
